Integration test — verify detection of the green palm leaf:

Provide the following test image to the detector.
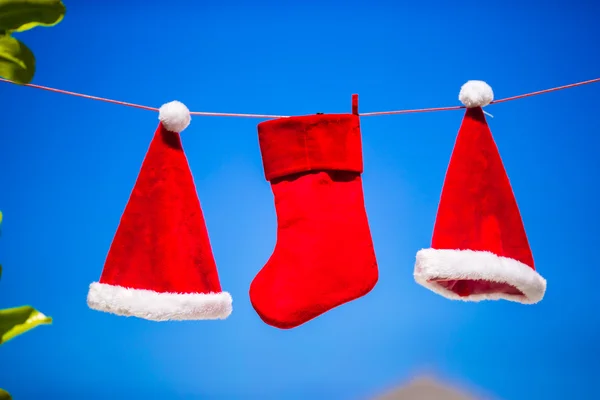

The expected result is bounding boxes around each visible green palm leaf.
[0,34,35,84]
[0,306,52,344]
[0,0,66,32]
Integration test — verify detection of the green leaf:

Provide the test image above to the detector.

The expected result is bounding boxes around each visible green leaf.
[0,305,52,344]
[0,388,12,400]
[0,35,35,84]
[0,0,66,32]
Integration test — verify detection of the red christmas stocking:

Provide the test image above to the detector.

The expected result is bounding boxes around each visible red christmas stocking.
[249,112,379,329]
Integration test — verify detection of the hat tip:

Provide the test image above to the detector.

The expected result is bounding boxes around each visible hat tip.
[459,80,494,108]
[159,101,191,133]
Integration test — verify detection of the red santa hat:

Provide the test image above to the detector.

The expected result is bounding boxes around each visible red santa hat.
[86,101,232,321]
[414,81,546,304]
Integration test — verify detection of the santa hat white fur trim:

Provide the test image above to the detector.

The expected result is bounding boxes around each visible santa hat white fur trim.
[159,101,191,133]
[414,248,546,304]
[87,282,232,321]
[459,80,494,108]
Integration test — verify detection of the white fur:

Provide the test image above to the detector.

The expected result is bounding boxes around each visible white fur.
[414,248,546,304]
[87,282,232,321]
[459,80,494,108]
[158,101,191,133]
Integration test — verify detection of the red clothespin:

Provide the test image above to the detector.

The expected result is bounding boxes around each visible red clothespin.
[351,94,359,115]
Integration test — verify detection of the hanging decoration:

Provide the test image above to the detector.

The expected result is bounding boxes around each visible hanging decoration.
[414,81,546,303]
[249,95,378,329]
[86,101,232,322]
[2,76,598,328]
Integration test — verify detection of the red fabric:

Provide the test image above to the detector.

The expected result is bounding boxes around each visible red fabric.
[250,113,378,329]
[259,114,364,181]
[98,123,223,294]
[431,107,534,297]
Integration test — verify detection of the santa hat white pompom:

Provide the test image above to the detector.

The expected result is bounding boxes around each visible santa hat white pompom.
[459,80,494,108]
[159,101,191,133]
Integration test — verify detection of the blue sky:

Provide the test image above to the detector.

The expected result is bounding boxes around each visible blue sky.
[1,0,599,399]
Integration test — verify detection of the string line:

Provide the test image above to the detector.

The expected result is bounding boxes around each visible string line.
[1,77,598,119]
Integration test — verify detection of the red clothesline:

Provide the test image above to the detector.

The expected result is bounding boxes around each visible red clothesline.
[1,77,599,119]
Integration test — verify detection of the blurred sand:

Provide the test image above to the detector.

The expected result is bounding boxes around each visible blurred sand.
[370,376,492,400]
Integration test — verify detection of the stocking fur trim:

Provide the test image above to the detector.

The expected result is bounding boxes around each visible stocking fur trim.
[87,282,232,321]
[414,248,546,304]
